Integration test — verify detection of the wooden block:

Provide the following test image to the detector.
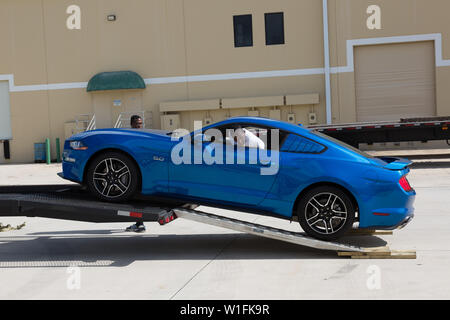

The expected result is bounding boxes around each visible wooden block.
[338,248,416,259]
[338,246,390,257]
[351,251,416,259]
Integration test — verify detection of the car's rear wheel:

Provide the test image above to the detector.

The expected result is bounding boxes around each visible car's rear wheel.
[86,151,139,202]
[297,186,355,241]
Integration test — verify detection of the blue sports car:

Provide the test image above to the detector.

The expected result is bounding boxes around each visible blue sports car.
[61,117,415,240]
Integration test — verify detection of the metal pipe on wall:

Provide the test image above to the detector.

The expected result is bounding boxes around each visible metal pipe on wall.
[322,0,332,125]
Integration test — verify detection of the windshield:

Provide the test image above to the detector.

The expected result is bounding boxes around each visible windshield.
[310,130,374,158]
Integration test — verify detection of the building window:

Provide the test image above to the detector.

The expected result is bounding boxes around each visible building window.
[233,14,253,47]
[265,12,285,45]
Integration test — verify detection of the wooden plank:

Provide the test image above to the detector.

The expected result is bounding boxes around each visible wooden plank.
[338,247,416,259]
[351,251,416,259]
[338,246,390,257]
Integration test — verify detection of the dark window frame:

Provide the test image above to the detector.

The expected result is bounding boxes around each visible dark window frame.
[194,122,289,151]
[264,12,285,46]
[233,14,253,48]
[311,131,373,158]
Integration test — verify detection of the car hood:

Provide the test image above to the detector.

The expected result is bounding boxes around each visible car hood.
[69,128,172,140]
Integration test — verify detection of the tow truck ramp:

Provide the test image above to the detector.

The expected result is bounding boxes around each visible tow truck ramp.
[173,207,363,252]
[172,208,416,259]
[0,185,415,259]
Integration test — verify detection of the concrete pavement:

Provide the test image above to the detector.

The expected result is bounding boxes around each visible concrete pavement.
[0,153,449,299]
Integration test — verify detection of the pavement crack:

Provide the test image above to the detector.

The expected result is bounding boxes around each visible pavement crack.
[169,232,240,300]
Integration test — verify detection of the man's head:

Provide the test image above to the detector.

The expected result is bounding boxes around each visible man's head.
[130,115,143,129]
[232,125,246,146]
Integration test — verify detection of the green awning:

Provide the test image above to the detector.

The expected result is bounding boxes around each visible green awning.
[87,71,146,92]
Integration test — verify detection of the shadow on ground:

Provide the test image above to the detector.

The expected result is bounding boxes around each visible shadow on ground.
[0,230,387,268]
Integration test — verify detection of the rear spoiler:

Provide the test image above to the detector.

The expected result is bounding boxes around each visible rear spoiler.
[376,157,413,170]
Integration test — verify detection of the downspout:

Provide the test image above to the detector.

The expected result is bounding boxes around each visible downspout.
[322,0,332,124]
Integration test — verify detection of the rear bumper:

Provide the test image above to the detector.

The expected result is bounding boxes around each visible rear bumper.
[368,213,414,231]
[358,185,415,229]
[395,214,414,230]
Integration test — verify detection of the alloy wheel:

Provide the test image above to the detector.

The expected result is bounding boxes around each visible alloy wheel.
[92,158,131,198]
[305,192,348,235]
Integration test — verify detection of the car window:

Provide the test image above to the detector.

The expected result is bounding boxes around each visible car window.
[225,126,267,149]
[202,123,288,150]
[281,134,326,154]
[310,130,374,158]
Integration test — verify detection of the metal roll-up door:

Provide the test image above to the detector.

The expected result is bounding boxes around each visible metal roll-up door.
[354,41,436,122]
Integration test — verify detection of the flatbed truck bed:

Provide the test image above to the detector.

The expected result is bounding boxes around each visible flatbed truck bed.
[310,116,450,148]
[0,184,180,223]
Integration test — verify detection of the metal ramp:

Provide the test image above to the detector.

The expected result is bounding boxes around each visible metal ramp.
[172,208,416,258]
[172,207,364,253]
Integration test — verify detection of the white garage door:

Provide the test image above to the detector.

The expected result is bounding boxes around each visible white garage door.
[354,41,436,122]
[0,81,12,140]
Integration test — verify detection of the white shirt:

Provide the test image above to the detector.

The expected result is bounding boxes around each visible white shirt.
[227,128,265,149]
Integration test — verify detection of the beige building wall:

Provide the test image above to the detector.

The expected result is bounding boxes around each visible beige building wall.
[328,0,450,122]
[1,0,450,162]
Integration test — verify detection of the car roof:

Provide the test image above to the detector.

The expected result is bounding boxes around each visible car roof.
[203,117,366,158]
[204,117,308,134]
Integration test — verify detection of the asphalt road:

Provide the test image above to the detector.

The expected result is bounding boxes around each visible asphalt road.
[0,153,449,299]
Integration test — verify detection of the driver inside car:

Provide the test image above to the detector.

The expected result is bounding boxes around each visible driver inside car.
[226,126,266,149]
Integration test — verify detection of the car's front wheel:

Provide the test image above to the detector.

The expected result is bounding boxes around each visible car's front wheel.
[86,151,139,202]
[297,186,355,241]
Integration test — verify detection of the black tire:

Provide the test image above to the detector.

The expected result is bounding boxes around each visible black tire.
[86,151,139,202]
[297,186,355,241]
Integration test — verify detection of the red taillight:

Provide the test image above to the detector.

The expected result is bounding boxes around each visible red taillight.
[399,176,413,192]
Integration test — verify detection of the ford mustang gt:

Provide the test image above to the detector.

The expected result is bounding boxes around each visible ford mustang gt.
[61,117,415,240]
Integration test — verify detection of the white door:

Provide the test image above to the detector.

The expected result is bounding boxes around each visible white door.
[110,91,143,128]
[93,93,113,129]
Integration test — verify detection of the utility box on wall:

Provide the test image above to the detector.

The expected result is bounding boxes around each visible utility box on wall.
[248,110,260,117]
[269,109,281,120]
[204,117,213,126]
[287,113,296,124]
[308,113,318,124]
[161,114,180,131]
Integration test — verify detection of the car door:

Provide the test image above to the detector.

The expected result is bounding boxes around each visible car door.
[265,133,328,208]
[168,123,281,206]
